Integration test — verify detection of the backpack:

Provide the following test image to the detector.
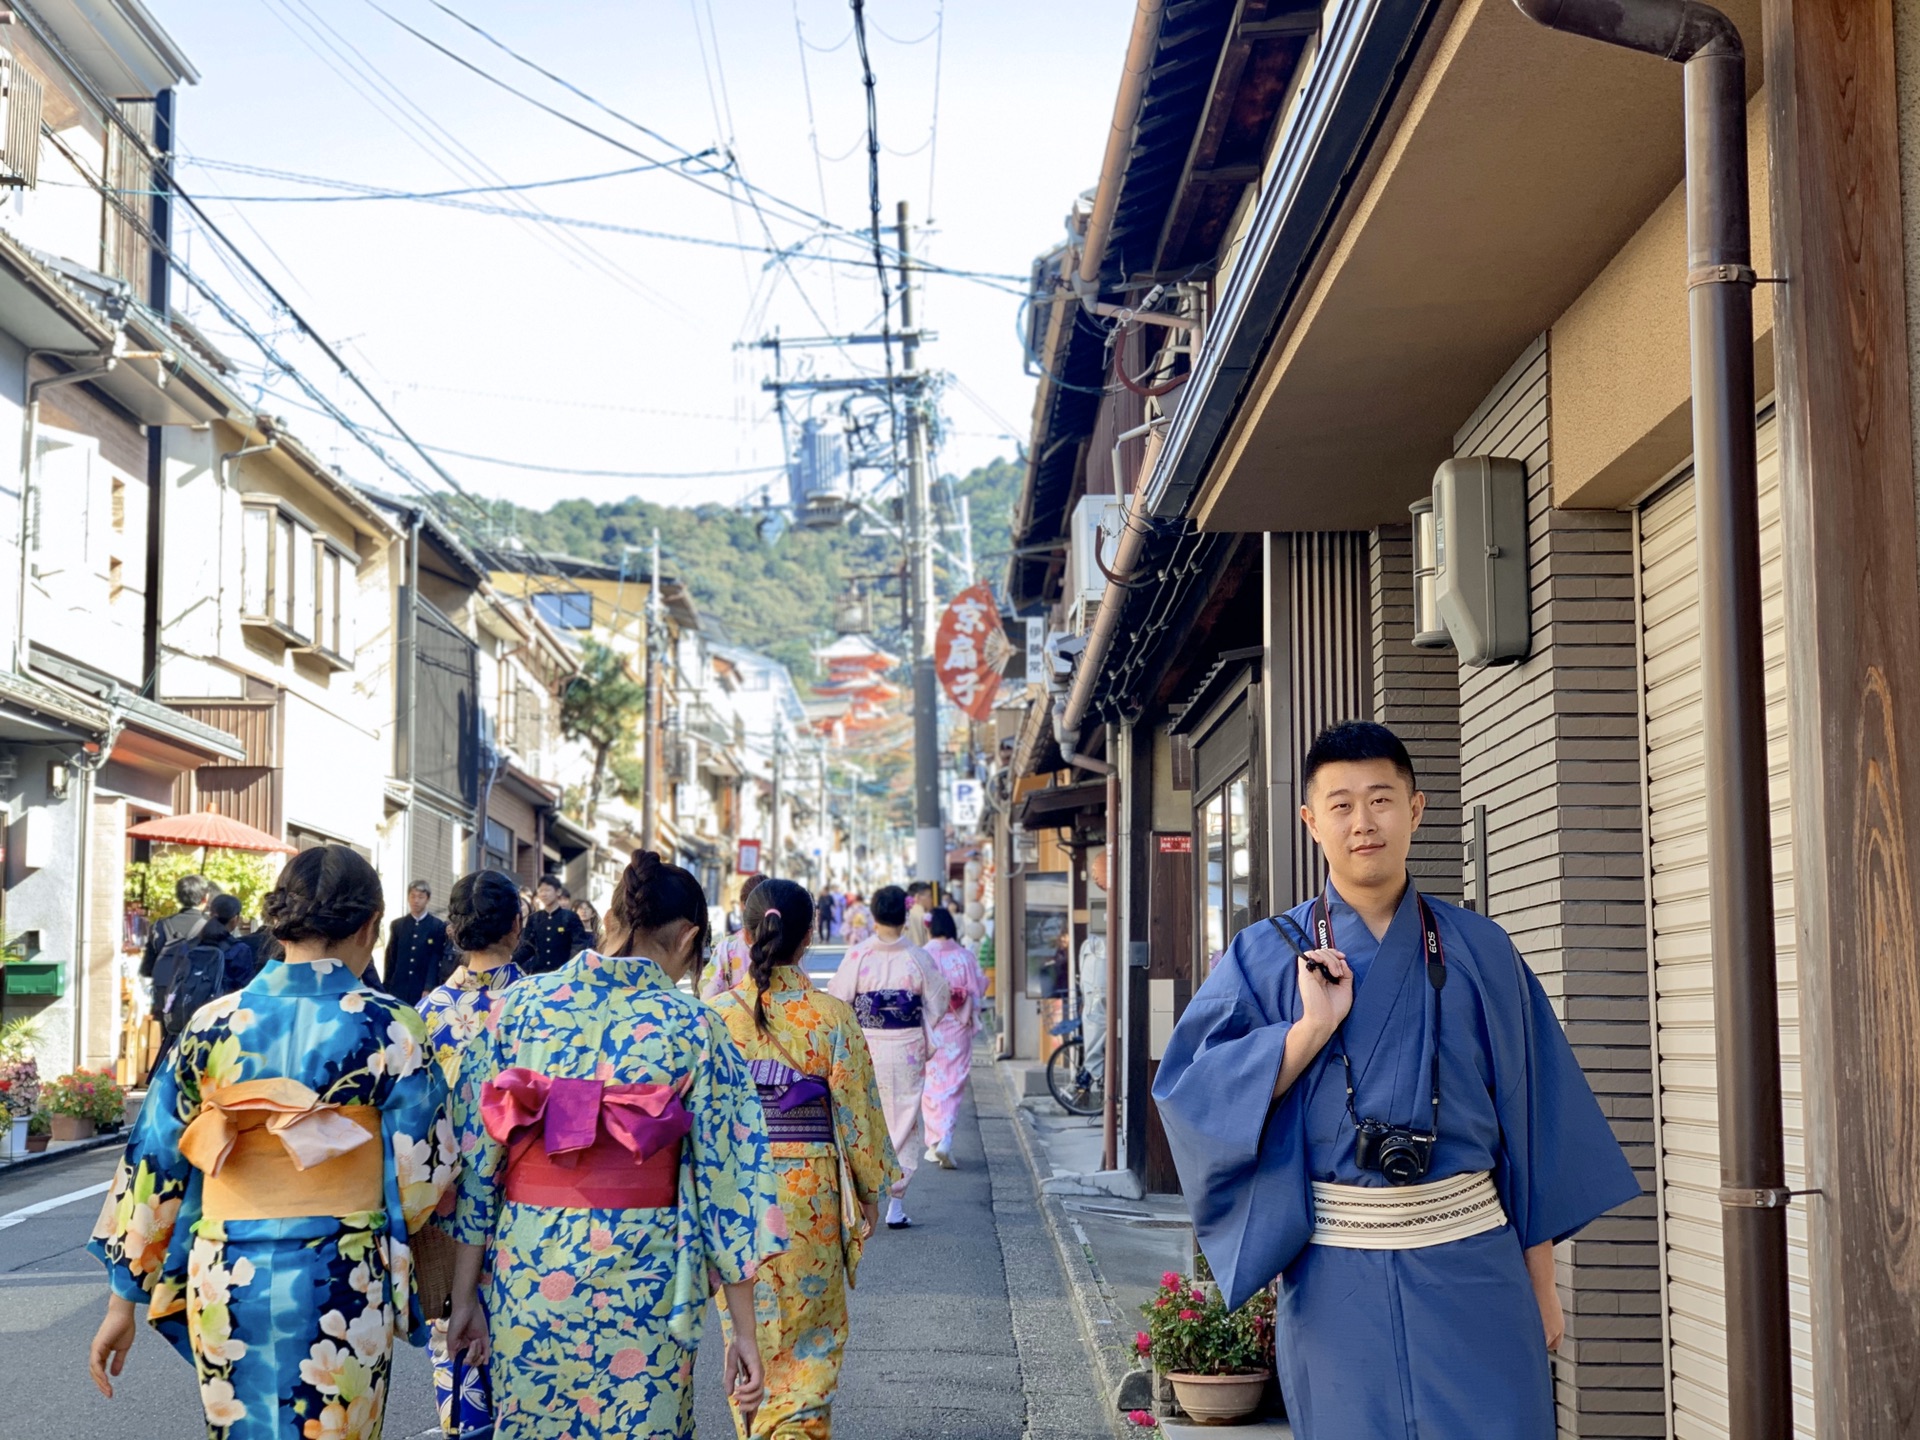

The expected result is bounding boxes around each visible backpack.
[149,914,208,997]
[159,936,236,1040]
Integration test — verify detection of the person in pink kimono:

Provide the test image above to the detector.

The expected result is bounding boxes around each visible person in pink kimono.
[919,906,988,1171]
[827,884,948,1229]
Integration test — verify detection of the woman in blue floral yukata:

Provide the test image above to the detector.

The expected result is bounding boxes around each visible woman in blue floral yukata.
[445,848,786,1439]
[416,867,528,1437]
[88,845,456,1440]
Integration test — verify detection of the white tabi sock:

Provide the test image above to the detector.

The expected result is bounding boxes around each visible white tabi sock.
[886,1197,908,1226]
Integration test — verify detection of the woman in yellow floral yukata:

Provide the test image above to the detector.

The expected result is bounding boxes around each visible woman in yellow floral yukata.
[708,878,901,1439]
[445,849,786,1439]
[88,845,455,1440]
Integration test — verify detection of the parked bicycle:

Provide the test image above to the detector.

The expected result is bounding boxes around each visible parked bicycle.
[1046,1006,1104,1116]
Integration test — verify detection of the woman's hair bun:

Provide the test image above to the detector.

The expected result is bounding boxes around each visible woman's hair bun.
[609,848,709,956]
[262,845,384,944]
[448,868,523,953]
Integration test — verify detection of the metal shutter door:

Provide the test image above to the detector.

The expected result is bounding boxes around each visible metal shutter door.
[1637,418,1812,1439]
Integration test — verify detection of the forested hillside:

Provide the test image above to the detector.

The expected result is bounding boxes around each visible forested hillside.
[481,457,1020,677]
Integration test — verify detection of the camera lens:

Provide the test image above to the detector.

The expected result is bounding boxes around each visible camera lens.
[1380,1140,1424,1185]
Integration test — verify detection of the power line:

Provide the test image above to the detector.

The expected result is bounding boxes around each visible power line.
[230,382,787,480]
[258,0,683,315]
[384,0,1003,285]
[171,156,702,201]
[926,0,946,221]
[849,0,906,485]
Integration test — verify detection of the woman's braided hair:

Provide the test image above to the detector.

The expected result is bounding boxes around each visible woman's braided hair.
[262,845,384,944]
[607,850,710,968]
[743,878,814,1033]
[447,869,523,953]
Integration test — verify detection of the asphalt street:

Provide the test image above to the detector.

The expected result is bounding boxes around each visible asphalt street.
[0,1064,1113,1440]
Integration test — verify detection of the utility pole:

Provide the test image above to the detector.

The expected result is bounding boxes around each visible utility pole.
[641,528,662,854]
[897,200,944,887]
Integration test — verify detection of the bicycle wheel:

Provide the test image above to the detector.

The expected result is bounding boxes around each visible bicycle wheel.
[1047,1040,1101,1116]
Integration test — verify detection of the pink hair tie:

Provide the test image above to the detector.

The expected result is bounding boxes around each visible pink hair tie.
[764,907,782,920]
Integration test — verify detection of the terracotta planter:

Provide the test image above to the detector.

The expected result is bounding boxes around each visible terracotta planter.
[49,1114,96,1143]
[25,1132,48,1153]
[1167,1372,1268,1425]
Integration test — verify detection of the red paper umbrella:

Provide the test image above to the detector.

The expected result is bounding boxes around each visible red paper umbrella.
[126,811,298,855]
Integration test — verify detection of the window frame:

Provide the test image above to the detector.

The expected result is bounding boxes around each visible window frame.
[238,493,356,669]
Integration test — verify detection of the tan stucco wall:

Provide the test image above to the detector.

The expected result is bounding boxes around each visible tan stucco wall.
[1550,89,1773,509]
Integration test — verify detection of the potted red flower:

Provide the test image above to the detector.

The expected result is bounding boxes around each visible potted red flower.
[42,1068,125,1143]
[1136,1270,1275,1424]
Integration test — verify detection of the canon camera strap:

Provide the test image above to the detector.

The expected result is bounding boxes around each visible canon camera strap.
[1274,886,1448,1137]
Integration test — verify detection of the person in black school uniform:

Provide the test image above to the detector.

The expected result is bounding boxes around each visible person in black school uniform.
[381,880,450,1005]
[512,873,590,974]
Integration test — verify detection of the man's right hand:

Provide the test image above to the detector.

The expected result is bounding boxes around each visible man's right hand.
[1272,950,1355,1100]
[1296,949,1354,1036]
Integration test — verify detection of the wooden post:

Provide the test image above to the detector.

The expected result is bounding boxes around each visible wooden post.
[1766,0,1920,1431]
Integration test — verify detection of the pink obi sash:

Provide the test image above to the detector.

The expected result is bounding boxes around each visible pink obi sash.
[481,1068,692,1210]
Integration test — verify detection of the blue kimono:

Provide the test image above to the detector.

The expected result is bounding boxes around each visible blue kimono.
[91,957,454,1440]
[1152,883,1640,1439]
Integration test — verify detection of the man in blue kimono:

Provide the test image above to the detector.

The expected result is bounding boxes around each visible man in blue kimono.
[1153,721,1639,1438]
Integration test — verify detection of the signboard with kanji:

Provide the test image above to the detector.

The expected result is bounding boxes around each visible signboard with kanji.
[737,838,763,874]
[935,582,1010,721]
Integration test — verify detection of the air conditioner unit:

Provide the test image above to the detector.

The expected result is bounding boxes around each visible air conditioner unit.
[1064,495,1124,634]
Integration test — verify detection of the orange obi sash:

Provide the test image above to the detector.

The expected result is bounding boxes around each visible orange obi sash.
[179,1079,384,1222]
[483,1068,692,1211]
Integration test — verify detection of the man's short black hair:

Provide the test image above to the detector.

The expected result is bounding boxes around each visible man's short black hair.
[871,885,909,927]
[1302,721,1417,798]
[536,875,563,892]
[209,894,243,926]
[906,881,933,899]
[408,880,431,898]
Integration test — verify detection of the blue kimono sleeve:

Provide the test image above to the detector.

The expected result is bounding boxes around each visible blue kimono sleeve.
[1150,923,1311,1310]
[1487,942,1643,1248]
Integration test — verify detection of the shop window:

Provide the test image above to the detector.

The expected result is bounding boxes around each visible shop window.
[1196,772,1253,977]
[1022,871,1069,1000]
[1203,791,1226,967]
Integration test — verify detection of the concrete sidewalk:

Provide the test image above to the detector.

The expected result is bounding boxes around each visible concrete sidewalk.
[993,1057,1291,1437]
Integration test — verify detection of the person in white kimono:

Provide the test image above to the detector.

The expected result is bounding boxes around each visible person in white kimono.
[828,884,949,1229]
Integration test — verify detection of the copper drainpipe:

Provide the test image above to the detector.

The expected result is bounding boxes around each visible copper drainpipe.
[1509,2,1790,1435]
[1078,0,1167,291]
[1102,755,1121,1171]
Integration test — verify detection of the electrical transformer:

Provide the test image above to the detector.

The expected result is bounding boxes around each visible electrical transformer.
[1432,455,1531,666]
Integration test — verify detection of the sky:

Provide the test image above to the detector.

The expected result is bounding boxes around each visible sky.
[152,0,1136,515]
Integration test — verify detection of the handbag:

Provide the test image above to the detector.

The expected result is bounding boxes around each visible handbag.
[410,1217,457,1321]
[448,1353,495,1440]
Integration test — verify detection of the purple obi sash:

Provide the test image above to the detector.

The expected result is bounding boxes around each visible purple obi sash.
[853,988,923,1031]
[747,1058,834,1143]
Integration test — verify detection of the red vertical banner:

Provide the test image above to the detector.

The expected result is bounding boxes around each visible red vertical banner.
[935,583,1006,721]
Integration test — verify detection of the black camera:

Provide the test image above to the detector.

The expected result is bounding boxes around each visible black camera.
[1354,1119,1436,1185]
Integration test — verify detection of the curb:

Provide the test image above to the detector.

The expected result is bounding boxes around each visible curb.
[0,1130,122,1182]
[993,1060,1141,1424]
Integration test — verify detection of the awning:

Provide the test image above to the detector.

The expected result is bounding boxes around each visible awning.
[1016,779,1108,833]
[1011,694,1063,779]
[0,667,109,742]
[547,812,595,858]
[1155,0,1763,534]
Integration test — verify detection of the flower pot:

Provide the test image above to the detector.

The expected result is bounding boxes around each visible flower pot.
[1167,1372,1268,1425]
[49,1114,95,1143]
[25,1132,48,1153]
[7,1117,23,1156]
[124,1094,145,1129]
